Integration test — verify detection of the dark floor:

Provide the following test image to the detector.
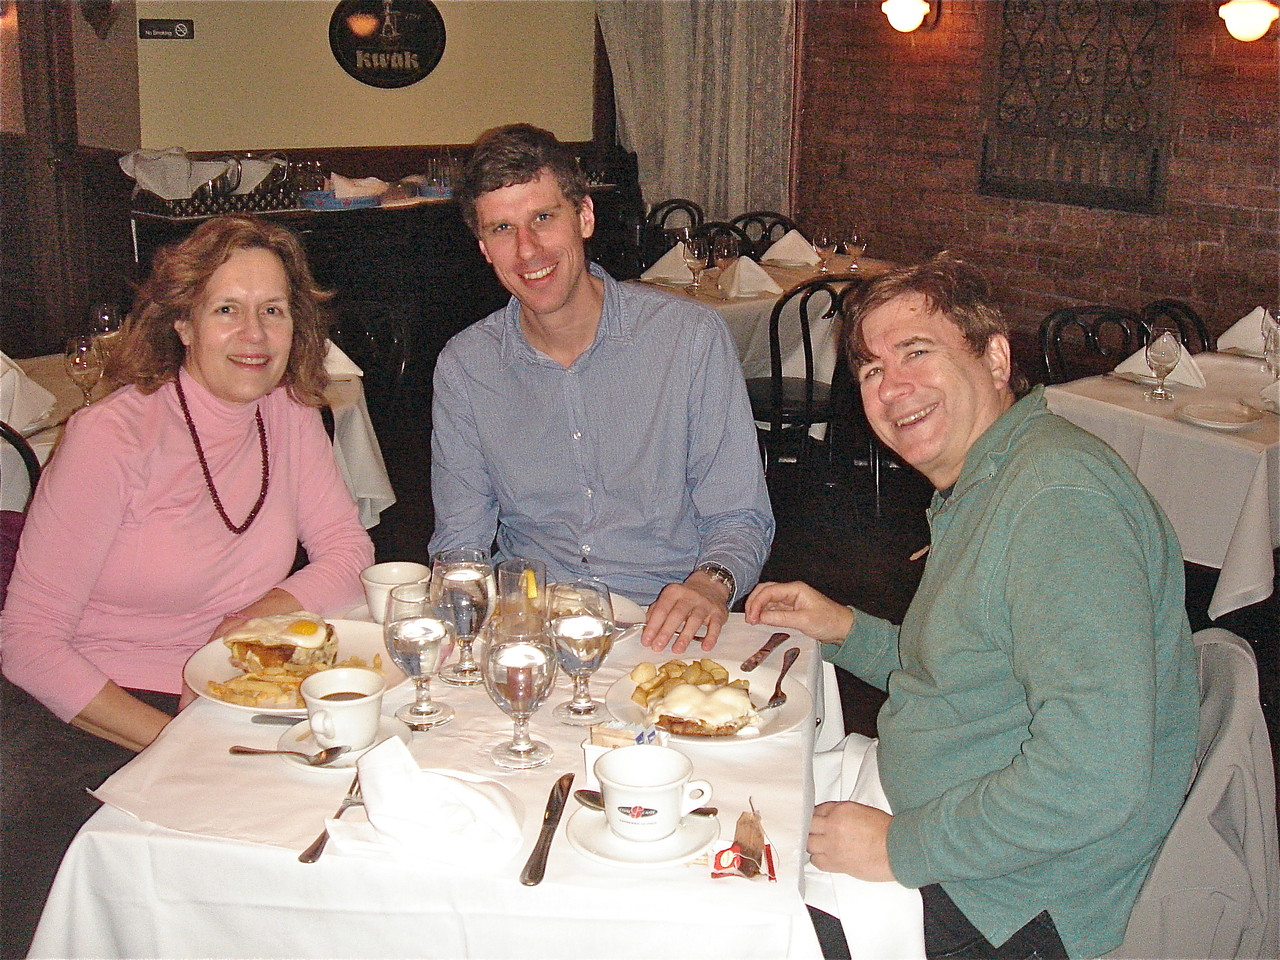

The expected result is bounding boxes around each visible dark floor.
[371,412,1278,759]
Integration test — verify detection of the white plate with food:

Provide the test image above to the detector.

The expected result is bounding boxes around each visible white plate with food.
[184,617,407,716]
[1177,402,1264,431]
[566,807,720,867]
[604,655,810,744]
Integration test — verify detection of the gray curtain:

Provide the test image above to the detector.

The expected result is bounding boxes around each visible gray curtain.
[596,0,795,220]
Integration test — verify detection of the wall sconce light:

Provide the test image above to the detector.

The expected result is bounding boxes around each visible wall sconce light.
[882,0,938,33]
[1218,0,1279,41]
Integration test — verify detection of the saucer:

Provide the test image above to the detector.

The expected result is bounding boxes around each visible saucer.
[565,808,719,867]
[277,719,408,773]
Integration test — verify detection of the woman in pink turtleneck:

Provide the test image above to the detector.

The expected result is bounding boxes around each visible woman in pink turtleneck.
[1,216,375,955]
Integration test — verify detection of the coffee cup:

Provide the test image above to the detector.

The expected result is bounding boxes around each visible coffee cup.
[360,561,430,623]
[594,744,712,843]
[301,667,385,751]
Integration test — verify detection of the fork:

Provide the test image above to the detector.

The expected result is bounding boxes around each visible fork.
[298,774,362,863]
[764,647,801,710]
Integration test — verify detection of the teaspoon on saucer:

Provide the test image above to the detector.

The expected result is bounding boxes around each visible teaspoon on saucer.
[573,788,717,818]
[229,744,350,766]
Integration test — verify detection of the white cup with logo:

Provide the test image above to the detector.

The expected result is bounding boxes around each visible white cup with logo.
[594,744,712,843]
[360,561,431,624]
[300,667,385,751]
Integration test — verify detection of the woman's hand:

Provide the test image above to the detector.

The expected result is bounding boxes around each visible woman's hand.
[743,581,854,645]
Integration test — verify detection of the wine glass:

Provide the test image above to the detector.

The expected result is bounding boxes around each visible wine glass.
[712,234,739,272]
[63,335,103,407]
[481,614,557,769]
[1144,329,1181,402]
[383,581,455,728]
[431,547,494,686]
[90,302,123,365]
[1261,307,1280,378]
[682,235,709,293]
[813,232,837,274]
[843,232,867,269]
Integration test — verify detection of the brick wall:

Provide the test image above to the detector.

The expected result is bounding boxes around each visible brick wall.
[793,0,1279,380]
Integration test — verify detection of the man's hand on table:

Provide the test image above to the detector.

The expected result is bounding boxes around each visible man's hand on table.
[744,581,854,645]
[641,571,730,654]
[809,800,896,882]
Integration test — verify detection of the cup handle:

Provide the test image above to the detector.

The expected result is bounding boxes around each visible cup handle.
[680,779,713,815]
[310,710,337,742]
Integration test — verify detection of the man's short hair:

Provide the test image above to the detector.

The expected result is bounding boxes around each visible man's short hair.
[845,251,1030,396]
[456,124,589,234]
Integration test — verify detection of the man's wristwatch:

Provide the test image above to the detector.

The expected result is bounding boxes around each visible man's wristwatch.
[694,561,736,602]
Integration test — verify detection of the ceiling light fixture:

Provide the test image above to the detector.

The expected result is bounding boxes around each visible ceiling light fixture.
[1218,0,1279,41]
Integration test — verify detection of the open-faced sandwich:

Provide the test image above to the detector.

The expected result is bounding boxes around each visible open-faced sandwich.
[629,658,759,737]
[222,612,338,674]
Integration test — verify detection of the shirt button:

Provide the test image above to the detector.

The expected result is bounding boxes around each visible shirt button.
[585,488,593,498]
[581,544,592,554]
[572,431,582,441]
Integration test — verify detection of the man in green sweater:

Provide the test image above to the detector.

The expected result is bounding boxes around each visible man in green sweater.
[745,253,1197,960]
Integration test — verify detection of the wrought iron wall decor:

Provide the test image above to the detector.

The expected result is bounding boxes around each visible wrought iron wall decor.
[979,1,1167,212]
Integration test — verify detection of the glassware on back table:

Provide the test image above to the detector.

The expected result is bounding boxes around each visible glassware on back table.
[813,232,837,274]
[1144,329,1181,402]
[843,232,867,268]
[682,235,709,293]
[431,547,494,686]
[481,614,556,769]
[89,302,123,366]
[1261,307,1280,378]
[383,581,455,728]
[63,335,103,407]
[712,234,739,272]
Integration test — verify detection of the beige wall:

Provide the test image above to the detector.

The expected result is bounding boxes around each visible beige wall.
[74,1,141,150]
[133,0,596,151]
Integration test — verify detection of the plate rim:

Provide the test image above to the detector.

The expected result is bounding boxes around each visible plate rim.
[1177,401,1262,430]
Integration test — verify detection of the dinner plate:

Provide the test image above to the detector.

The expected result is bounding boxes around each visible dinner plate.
[566,807,719,867]
[603,656,810,744]
[276,718,409,773]
[184,619,408,716]
[1177,401,1264,431]
[640,277,691,288]
[761,258,814,268]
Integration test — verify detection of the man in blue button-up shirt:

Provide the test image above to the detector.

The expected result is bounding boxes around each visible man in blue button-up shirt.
[429,124,773,652]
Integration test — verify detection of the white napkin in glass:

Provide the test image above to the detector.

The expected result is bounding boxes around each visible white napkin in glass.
[717,257,784,298]
[761,229,820,266]
[1217,306,1269,356]
[119,148,239,201]
[1114,345,1206,387]
[330,173,389,199]
[324,340,364,379]
[326,737,524,867]
[641,243,695,283]
[0,352,56,432]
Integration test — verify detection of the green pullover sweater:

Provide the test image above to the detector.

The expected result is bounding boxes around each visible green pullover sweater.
[825,388,1197,959]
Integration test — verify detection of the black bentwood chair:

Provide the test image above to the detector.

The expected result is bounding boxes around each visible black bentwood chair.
[1039,305,1151,384]
[729,211,803,260]
[640,199,705,269]
[328,299,412,429]
[1140,298,1210,354]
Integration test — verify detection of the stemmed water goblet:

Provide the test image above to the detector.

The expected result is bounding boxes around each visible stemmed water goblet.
[843,232,867,269]
[383,581,455,728]
[1144,329,1181,402]
[481,614,557,769]
[682,235,710,293]
[712,234,739,273]
[813,232,837,274]
[548,579,615,725]
[63,335,103,407]
[1261,307,1280,378]
[431,547,494,686]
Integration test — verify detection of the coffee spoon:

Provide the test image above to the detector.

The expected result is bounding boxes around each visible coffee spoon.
[229,744,350,766]
[573,788,717,818]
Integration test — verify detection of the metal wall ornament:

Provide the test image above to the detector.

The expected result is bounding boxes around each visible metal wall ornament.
[329,0,446,89]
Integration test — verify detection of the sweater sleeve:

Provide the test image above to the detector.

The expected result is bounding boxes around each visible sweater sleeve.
[886,482,1172,886]
[822,606,902,692]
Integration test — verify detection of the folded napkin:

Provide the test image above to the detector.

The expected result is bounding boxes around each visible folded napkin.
[1261,380,1280,413]
[1,352,56,432]
[1114,345,1206,387]
[1217,306,1270,356]
[761,229,820,266]
[326,738,524,867]
[718,257,784,298]
[232,157,286,195]
[330,173,389,200]
[119,147,240,201]
[641,243,695,283]
[324,340,364,378]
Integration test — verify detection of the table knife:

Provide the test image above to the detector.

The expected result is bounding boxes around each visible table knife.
[741,632,789,672]
[520,772,574,886]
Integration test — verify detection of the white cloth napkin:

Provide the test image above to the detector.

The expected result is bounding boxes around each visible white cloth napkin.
[330,173,389,200]
[762,229,820,266]
[326,738,524,867]
[324,340,364,379]
[1260,380,1280,413]
[717,257,784,298]
[119,148,240,201]
[806,733,926,960]
[641,243,695,283]
[233,158,284,195]
[0,352,56,432]
[1217,306,1269,356]
[1114,345,1207,387]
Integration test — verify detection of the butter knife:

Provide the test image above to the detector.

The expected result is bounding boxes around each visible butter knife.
[520,772,574,886]
[741,632,789,672]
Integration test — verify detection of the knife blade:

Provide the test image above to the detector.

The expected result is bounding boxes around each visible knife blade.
[520,772,574,886]
[740,632,789,672]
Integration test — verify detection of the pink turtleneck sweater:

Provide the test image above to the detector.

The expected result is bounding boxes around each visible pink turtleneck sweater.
[0,369,374,721]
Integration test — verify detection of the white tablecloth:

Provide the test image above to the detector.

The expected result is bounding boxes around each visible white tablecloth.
[10,355,395,528]
[32,615,833,960]
[1045,353,1280,618]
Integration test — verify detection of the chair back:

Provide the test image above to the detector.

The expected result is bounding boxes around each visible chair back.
[730,211,801,259]
[641,199,704,268]
[1141,298,1210,354]
[1106,628,1279,959]
[1,419,41,608]
[1040,305,1149,383]
[329,300,411,427]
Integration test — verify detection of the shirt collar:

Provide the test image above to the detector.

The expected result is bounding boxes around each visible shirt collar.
[929,386,1047,511]
[497,263,627,368]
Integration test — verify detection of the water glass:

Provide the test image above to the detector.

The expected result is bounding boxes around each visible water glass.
[431,548,494,686]
[482,614,556,769]
[383,581,455,728]
[64,335,103,407]
[1144,330,1180,402]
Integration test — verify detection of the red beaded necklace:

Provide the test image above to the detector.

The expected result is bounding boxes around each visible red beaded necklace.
[174,375,269,535]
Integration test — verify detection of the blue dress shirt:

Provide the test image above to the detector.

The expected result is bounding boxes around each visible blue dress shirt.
[429,264,774,605]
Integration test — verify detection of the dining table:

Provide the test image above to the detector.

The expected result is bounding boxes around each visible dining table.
[29,608,842,960]
[9,353,395,529]
[1044,351,1279,619]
